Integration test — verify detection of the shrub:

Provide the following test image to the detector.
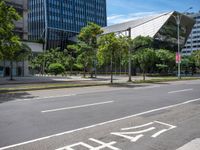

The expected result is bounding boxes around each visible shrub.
[48,63,65,76]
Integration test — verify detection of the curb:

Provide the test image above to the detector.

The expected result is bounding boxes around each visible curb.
[0,83,109,94]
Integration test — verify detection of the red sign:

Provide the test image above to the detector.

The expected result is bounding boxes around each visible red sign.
[176,53,181,63]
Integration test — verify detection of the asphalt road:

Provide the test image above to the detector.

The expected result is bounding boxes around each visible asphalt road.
[0,80,200,150]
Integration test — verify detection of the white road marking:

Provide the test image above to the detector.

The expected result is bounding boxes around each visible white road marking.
[111,127,155,142]
[121,122,154,130]
[14,94,77,102]
[0,97,199,150]
[154,121,176,129]
[151,129,168,138]
[41,101,114,113]
[114,127,156,135]
[56,138,120,150]
[112,121,176,143]
[134,85,161,90]
[168,89,193,94]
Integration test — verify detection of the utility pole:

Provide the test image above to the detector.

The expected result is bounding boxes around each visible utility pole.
[128,27,132,82]
[173,7,193,79]
[176,15,181,79]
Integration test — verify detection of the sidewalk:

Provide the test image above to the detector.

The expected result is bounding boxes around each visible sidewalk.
[1,75,199,94]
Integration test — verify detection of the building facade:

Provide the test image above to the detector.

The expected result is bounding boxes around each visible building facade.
[103,11,195,51]
[5,0,28,40]
[0,0,43,77]
[182,11,200,55]
[28,0,107,50]
[0,0,29,77]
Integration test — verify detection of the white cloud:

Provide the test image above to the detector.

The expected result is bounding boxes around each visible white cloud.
[107,11,162,25]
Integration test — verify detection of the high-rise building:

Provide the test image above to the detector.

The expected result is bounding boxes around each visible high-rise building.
[28,0,107,50]
[182,11,200,55]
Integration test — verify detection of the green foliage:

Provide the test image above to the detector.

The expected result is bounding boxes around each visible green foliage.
[192,50,200,68]
[48,63,65,76]
[67,23,103,77]
[31,48,70,74]
[0,0,24,80]
[65,45,77,74]
[155,49,175,73]
[130,36,153,51]
[97,33,128,83]
[0,0,21,55]
[30,53,45,73]
[136,48,156,80]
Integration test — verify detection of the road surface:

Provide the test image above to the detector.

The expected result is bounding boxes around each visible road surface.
[0,80,200,150]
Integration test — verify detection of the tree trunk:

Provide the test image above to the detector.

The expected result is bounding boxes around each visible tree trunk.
[83,66,86,78]
[110,54,113,84]
[10,61,13,80]
[3,60,5,77]
[143,71,146,81]
[22,59,25,77]
[90,68,93,78]
[70,65,73,76]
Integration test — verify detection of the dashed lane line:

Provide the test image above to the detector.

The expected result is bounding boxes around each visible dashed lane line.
[41,101,114,113]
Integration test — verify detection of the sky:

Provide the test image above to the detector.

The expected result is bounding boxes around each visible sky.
[107,0,200,25]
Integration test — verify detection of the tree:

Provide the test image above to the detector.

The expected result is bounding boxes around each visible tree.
[155,49,175,74]
[136,48,156,80]
[31,48,68,75]
[97,33,128,83]
[30,52,45,74]
[192,50,200,68]
[77,22,103,78]
[48,63,65,76]
[0,0,22,80]
[66,45,77,75]
[127,36,153,77]
[130,36,153,51]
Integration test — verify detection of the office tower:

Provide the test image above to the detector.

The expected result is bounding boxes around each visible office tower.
[28,0,107,50]
[182,11,200,55]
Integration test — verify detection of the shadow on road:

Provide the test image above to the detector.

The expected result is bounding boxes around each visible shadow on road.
[0,92,36,103]
[109,83,147,88]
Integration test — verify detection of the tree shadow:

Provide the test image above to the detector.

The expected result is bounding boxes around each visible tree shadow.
[108,83,148,88]
[0,92,37,103]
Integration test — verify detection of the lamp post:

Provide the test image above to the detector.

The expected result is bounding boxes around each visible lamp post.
[127,27,132,82]
[173,7,192,79]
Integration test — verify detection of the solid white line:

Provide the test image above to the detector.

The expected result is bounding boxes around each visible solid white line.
[41,101,114,113]
[168,89,193,94]
[1,97,200,150]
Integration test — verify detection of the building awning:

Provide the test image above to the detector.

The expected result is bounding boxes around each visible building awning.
[22,41,43,53]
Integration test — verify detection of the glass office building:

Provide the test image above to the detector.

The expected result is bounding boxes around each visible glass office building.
[182,11,200,55]
[28,0,107,50]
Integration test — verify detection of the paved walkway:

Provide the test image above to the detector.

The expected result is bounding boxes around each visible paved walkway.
[177,139,200,150]
[0,75,146,85]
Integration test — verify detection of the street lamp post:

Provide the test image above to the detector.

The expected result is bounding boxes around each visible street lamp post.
[176,15,181,79]
[128,27,132,82]
[173,7,192,79]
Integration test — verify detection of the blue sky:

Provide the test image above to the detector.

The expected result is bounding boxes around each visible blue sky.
[107,0,200,25]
